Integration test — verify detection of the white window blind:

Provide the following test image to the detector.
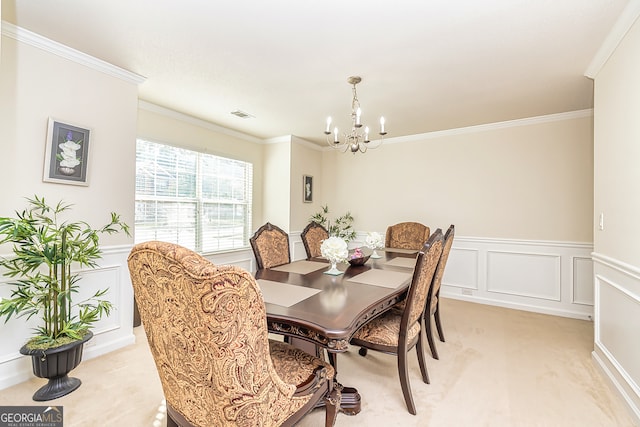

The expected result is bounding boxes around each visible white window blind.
[135,139,253,253]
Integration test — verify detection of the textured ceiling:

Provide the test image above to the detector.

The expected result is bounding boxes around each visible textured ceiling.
[2,0,630,146]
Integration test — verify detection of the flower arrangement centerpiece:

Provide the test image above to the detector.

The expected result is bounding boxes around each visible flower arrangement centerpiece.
[320,236,348,275]
[365,231,384,258]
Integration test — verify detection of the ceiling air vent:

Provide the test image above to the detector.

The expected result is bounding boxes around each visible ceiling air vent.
[230,110,254,119]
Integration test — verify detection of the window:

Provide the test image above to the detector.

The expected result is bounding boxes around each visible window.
[135,139,253,253]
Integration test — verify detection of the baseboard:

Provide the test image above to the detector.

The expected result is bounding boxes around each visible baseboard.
[592,350,640,426]
[441,292,593,320]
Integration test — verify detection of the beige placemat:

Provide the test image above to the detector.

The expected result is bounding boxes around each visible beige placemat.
[270,260,328,274]
[257,279,321,307]
[382,247,418,254]
[346,269,412,289]
[385,257,417,269]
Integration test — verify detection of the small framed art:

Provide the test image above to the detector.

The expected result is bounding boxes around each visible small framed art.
[43,118,91,186]
[303,175,313,203]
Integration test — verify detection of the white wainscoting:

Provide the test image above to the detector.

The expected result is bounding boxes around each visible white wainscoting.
[340,233,594,320]
[437,236,594,319]
[592,253,640,423]
[0,245,135,390]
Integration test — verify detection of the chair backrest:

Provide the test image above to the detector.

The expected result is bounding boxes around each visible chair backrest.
[401,229,443,341]
[427,224,455,312]
[127,241,300,426]
[385,222,431,250]
[300,222,329,258]
[250,222,291,269]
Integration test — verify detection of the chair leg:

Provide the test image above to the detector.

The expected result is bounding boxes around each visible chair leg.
[397,349,417,415]
[358,347,368,357]
[434,302,445,342]
[416,328,431,384]
[324,385,341,427]
[167,415,178,427]
[425,316,439,360]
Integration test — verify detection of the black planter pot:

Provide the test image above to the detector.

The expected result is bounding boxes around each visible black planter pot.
[19,331,93,401]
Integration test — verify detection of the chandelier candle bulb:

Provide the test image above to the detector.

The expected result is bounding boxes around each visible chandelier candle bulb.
[355,108,362,127]
[325,117,332,134]
[380,117,386,134]
[333,127,339,143]
[364,126,370,142]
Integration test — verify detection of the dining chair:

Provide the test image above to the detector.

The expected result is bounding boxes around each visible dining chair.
[385,221,431,250]
[250,222,291,269]
[424,224,455,359]
[301,221,329,259]
[350,229,444,415]
[128,241,340,427]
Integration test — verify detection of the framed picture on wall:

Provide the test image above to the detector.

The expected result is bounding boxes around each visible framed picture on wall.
[303,175,313,203]
[43,118,91,186]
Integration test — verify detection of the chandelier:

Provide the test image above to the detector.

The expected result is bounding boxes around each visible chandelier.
[324,76,387,154]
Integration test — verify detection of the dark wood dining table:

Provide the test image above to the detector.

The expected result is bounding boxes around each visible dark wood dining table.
[254,248,418,415]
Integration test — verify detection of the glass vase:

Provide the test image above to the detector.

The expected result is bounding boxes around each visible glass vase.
[324,260,343,275]
[370,248,382,259]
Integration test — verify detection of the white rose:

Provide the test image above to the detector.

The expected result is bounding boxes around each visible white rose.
[321,236,348,262]
[365,232,383,249]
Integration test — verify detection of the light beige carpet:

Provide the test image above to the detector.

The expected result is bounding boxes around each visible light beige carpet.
[1,298,637,426]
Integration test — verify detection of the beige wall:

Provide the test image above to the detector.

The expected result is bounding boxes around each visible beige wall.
[262,140,291,231]
[321,114,594,242]
[290,137,323,231]
[593,18,640,265]
[0,25,139,389]
[592,12,640,420]
[0,32,137,246]
[137,104,265,232]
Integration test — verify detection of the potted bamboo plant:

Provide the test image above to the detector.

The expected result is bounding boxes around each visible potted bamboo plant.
[0,195,129,401]
[310,204,356,242]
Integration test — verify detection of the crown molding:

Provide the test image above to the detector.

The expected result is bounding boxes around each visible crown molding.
[382,109,593,145]
[291,136,324,151]
[585,0,640,78]
[1,21,145,85]
[138,100,262,144]
[262,135,293,145]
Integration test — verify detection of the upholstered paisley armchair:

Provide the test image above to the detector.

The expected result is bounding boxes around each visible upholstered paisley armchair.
[350,230,443,415]
[128,241,340,427]
[385,222,431,251]
[301,221,329,259]
[250,222,291,269]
